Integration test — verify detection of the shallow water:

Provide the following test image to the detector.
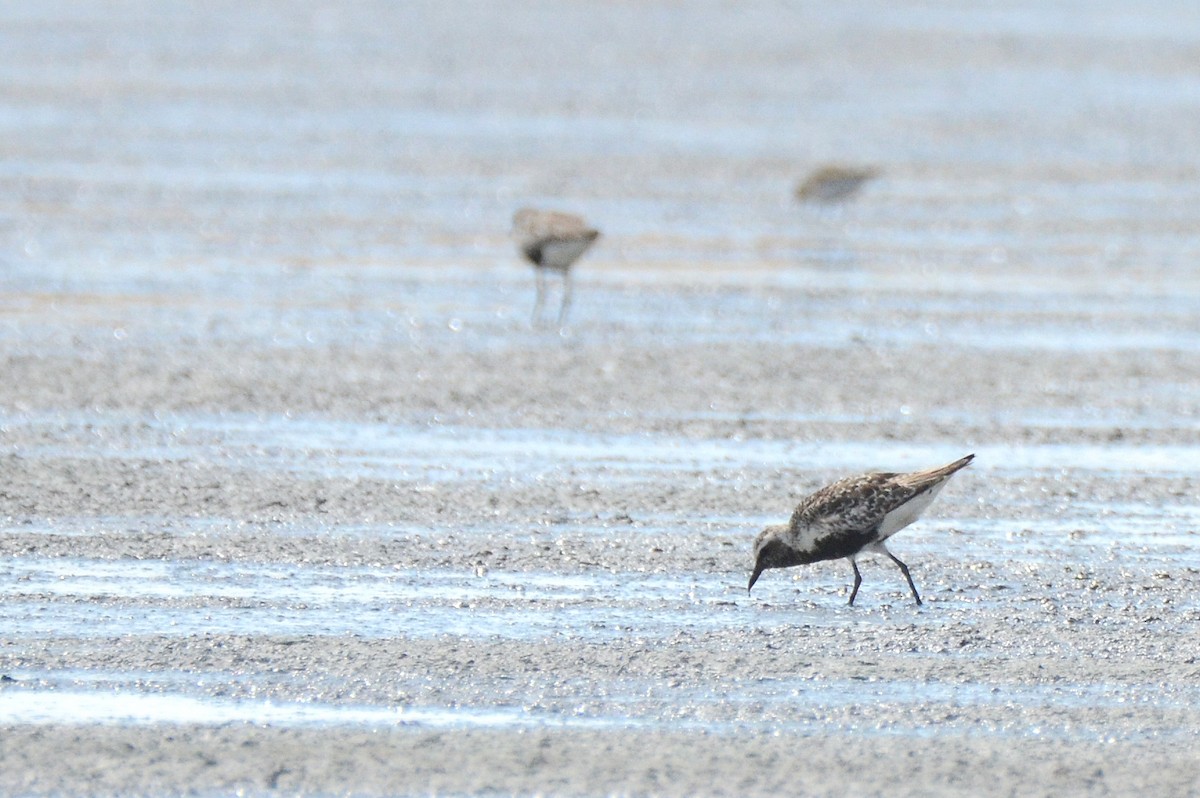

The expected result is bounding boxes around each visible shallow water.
[9,410,1200,482]
[0,558,745,639]
[2,676,1195,743]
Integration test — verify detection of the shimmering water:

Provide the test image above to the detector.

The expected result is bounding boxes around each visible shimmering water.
[8,410,1200,479]
[1,680,1194,742]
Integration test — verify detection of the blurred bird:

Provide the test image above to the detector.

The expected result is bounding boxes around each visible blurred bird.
[794,165,879,203]
[748,454,974,605]
[511,208,600,326]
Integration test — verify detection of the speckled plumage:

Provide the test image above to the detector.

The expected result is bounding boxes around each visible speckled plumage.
[512,208,600,326]
[749,454,974,605]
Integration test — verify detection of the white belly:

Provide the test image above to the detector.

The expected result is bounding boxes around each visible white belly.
[877,480,948,539]
[540,238,593,271]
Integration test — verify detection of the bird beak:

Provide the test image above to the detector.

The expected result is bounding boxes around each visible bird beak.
[747,562,765,595]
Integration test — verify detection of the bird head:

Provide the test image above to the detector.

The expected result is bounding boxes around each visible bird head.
[748,523,790,594]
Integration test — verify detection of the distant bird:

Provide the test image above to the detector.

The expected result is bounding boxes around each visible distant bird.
[748,454,974,605]
[511,207,600,326]
[794,165,879,203]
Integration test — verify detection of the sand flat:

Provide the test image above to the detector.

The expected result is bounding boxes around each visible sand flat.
[3,1,1200,795]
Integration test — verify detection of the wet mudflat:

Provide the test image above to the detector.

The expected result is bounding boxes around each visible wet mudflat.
[3,1,1200,796]
[2,263,1199,796]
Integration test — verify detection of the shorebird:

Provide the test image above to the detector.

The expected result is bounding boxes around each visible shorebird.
[511,207,600,326]
[748,454,973,605]
[794,165,879,203]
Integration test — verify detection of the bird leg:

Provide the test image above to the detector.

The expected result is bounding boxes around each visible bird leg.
[557,271,573,327]
[848,559,863,605]
[531,270,547,325]
[885,550,923,606]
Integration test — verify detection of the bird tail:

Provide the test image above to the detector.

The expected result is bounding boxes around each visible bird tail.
[896,453,974,489]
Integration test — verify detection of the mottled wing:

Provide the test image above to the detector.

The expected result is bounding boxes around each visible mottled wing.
[788,472,915,541]
[512,208,591,241]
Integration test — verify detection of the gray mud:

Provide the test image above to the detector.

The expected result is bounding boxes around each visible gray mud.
[3,1,1200,796]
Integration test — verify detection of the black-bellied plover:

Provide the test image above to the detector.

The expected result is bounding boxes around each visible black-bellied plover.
[748,454,973,605]
[794,165,879,203]
[512,207,600,325]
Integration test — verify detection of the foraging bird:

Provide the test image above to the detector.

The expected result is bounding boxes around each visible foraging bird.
[748,454,974,605]
[794,165,879,203]
[511,207,600,326]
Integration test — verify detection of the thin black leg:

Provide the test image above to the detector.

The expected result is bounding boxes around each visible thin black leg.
[885,551,923,606]
[848,560,863,605]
